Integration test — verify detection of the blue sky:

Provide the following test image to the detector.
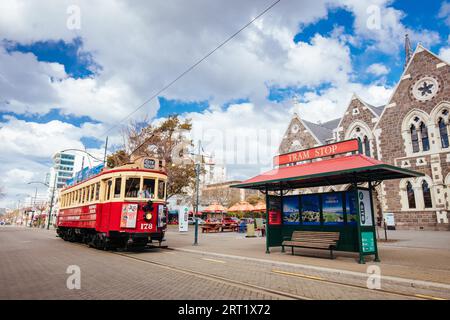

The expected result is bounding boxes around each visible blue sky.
[1,0,450,207]
[2,1,449,127]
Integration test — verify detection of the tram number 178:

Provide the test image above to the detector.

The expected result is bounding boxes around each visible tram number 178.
[140,223,153,230]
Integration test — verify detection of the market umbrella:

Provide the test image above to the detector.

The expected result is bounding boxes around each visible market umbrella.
[252,202,266,212]
[203,203,227,221]
[228,201,255,212]
[203,203,227,213]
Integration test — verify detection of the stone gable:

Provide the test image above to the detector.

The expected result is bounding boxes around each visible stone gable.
[278,116,319,154]
[338,97,379,140]
[377,48,449,162]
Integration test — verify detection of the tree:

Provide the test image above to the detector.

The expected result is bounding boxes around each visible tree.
[246,194,264,205]
[108,115,197,200]
[201,185,238,208]
[107,150,130,168]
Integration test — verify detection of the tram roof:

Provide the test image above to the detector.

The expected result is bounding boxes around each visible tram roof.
[61,168,167,192]
[231,154,423,191]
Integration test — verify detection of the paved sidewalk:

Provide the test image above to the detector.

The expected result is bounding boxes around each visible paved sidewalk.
[165,226,450,285]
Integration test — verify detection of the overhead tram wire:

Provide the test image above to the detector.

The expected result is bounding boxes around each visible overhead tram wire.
[99,0,282,147]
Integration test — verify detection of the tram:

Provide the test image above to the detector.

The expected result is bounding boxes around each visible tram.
[56,156,168,250]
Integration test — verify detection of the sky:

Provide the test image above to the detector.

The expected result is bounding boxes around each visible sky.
[0,0,450,208]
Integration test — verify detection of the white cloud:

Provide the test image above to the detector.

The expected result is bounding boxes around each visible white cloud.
[438,2,450,26]
[282,34,352,87]
[366,63,390,76]
[439,47,450,63]
[0,0,440,207]
[341,0,440,53]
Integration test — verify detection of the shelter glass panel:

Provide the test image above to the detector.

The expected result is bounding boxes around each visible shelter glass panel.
[322,193,344,225]
[345,191,358,224]
[282,195,300,225]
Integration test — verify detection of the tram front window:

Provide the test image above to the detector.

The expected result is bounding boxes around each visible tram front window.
[141,178,155,199]
[125,177,140,198]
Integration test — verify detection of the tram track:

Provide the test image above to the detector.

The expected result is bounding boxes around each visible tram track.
[60,239,444,300]
[112,250,441,300]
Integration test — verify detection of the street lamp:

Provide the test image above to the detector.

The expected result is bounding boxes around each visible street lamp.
[189,141,215,246]
[27,180,56,230]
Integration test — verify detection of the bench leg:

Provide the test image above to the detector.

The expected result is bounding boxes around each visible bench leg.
[330,247,334,260]
[291,246,294,255]
[281,245,285,253]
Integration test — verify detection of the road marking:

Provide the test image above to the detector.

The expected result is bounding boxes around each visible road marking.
[201,258,226,264]
[414,294,446,300]
[272,269,325,281]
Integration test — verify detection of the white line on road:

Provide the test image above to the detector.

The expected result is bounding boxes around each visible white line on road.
[201,258,226,264]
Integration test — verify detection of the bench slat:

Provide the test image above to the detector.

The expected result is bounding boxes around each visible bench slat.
[283,242,334,249]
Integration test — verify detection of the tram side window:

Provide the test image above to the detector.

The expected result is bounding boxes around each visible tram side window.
[106,180,112,200]
[142,179,155,199]
[95,182,100,201]
[158,180,166,199]
[90,185,95,202]
[81,188,85,204]
[125,177,140,198]
[85,187,89,203]
[114,178,122,198]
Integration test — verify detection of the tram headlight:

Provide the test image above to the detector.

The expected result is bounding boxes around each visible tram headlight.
[145,213,153,221]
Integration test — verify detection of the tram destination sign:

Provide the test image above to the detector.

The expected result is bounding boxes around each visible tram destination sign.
[273,139,359,166]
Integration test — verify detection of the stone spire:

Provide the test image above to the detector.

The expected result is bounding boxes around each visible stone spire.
[404,33,412,69]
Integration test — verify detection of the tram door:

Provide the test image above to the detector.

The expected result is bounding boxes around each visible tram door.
[99,179,113,231]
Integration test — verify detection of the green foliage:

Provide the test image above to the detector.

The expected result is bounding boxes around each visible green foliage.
[122,114,196,199]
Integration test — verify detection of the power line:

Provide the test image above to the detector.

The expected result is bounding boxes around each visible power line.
[126,0,281,156]
[100,0,281,140]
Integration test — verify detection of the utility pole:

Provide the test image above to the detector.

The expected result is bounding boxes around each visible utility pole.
[103,136,109,166]
[193,141,202,246]
[190,140,215,246]
[47,173,57,230]
[29,187,37,227]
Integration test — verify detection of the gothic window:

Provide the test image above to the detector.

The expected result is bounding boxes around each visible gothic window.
[422,180,433,208]
[407,182,416,209]
[363,136,370,157]
[420,122,430,151]
[439,117,449,149]
[410,124,419,153]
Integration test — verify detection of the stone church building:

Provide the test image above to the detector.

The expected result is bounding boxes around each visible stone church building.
[278,44,450,230]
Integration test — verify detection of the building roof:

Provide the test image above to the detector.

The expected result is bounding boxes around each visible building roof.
[231,154,423,191]
[302,119,335,144]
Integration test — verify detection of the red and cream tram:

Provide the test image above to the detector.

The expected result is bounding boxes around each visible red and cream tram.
[56,157,168,250]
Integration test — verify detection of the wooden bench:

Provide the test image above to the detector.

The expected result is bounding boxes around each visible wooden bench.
[282,231,340,259]
[201,224,221,233]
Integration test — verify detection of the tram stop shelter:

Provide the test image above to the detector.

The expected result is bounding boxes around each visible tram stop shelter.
[231,139,423,264]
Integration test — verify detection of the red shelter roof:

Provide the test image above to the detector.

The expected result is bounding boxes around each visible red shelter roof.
[232,154,423,191]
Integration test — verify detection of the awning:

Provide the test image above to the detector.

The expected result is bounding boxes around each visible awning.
[231,154,423,191]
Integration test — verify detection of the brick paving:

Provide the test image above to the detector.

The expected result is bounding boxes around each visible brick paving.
[0,227,277,300]
[165,226,450,285]
[1,227,448,300]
